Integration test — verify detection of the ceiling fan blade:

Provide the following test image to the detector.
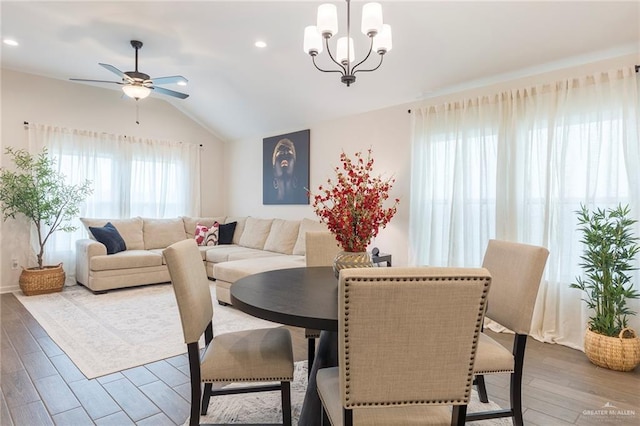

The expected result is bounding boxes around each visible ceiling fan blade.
[152,75,188,85]
[151,86,189,99]
[69,78,123,85]
[99,63,132,82]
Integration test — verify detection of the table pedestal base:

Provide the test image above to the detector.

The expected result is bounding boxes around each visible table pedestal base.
[299,331,338,426]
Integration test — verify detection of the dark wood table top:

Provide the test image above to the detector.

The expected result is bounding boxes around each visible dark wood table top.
[230,266,338,332]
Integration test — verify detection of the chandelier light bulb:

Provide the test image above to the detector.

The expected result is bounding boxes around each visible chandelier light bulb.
[303,25,323,55]
[336,37,355,65]
[317,3,338,38]
[361,2,383,36]
[372,24,392,54]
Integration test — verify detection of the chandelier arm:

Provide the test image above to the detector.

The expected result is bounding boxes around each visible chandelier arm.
[353,54,384,74]
[312,55,346,75]
[351,37,375,73]
[323,37,348,75]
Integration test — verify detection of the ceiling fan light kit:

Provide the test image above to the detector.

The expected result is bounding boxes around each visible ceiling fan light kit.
[303,0,392,86]
[70,40,189,100]
[122,84,151,99]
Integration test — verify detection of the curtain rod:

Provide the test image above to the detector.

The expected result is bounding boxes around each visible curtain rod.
[23,121,203,147]
[408,66,639,114]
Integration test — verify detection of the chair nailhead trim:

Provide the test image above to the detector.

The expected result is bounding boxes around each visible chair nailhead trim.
[474,369,515,374]
[203,376,293,382]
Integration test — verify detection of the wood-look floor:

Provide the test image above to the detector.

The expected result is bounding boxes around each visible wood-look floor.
[1,291,639,426]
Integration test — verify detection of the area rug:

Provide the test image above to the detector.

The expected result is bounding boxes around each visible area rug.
[194,362,513,425]
[15,283,279,379]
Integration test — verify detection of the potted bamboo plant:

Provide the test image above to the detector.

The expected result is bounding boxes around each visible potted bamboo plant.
[0,147,92,295]
[571,204,640,371]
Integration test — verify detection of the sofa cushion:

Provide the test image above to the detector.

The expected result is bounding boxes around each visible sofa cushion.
[213,255,306,284]
[89,222,127,255]
[292,218,329,255]
[225,216,247,244]
[218,222,237,245]
[143,218,187,250]
[81,217,145,250]
[238,217,273,249]
[90,250,164,271]
[228,250,287,262]
[263,219,300,254]
[182,216,226,239]
[205,245,285,263]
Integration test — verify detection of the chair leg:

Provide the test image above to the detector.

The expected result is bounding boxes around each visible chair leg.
[187,343,201,426]
[511,370,524,426]
[511,334,527,426]
[308,337,316,377]
[344,408,353,426]
[475,374,489,403]
[200,382,212,415]
[281,381,292,426]
[452,405,467,426]
[321,406,330,426]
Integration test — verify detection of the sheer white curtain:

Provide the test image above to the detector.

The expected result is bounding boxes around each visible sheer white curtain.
[410,66,640,349]
[27,124,201,284]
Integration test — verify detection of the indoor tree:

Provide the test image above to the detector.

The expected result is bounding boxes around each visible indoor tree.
[0,147,93,269]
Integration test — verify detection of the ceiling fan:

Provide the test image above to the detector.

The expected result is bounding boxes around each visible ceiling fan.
[70,40,189,100]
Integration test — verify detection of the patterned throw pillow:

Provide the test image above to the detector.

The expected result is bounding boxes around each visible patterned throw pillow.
[195,223,219,246]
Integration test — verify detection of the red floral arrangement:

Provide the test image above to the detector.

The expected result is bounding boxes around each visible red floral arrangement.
[310,149,399,252]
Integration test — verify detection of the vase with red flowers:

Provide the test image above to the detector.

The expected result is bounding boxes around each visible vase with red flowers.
[310,149,399,276]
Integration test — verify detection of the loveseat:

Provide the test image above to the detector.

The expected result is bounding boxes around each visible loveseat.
[75,216,335,299]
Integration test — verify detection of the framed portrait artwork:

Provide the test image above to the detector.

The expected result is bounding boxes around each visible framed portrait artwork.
[263,129,310,205]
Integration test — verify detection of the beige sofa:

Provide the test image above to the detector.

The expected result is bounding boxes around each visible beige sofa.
[75,216,335,298]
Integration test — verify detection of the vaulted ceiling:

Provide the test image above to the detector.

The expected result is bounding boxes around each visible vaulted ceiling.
[2,1,638,141]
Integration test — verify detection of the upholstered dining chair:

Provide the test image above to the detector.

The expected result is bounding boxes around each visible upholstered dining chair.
[304,231,341,371]
[317,267,492,426]
[467,239,549,426]
[163,239,294,426]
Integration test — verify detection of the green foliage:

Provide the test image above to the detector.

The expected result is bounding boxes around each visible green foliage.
[570,204,640,337]
[0,147,93,269]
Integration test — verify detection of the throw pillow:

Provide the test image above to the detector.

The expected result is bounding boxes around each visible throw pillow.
[204,225,219,246]
[195,223,219,246]
[218,221,237,245]
[194,224,209,245]
[89,222,127,255]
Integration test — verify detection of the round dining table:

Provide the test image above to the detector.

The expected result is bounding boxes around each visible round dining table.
[230,266,339,426]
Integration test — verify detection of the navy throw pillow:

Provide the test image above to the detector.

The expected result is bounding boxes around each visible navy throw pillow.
[218,221,237,245]
[89,222,127,255]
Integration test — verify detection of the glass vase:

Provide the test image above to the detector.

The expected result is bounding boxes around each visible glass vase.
[332,251,374,278]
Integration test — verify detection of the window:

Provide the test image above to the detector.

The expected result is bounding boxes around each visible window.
[410,68,640,349]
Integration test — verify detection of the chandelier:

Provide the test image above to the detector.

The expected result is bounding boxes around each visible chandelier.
[303,0,392,87]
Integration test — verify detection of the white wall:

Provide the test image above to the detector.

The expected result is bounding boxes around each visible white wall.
[226,53,639,268]
[0,69,226,292]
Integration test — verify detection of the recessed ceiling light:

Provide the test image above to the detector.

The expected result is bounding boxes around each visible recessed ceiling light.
[255,40,267,48]
[3,39,19,47]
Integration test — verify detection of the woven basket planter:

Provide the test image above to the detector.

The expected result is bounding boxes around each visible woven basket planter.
[19,263,65,296]
[584,327,640,372]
